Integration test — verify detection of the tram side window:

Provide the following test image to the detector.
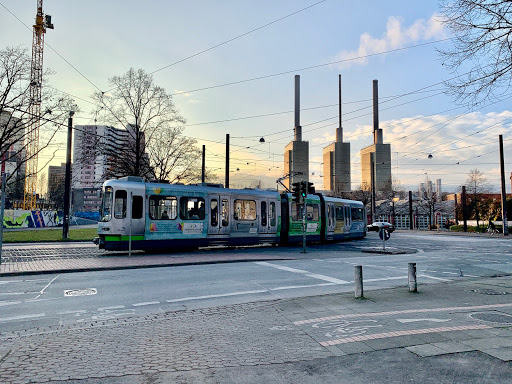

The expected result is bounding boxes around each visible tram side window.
[234,199,256,221]
[261,201,267,227]
[291,202,302,221]
[352,207,364,221]
[221,199,229,226]
[132,196,143,219]
[149,196,177,220]
[270,202,276,226]
[335,206,344,221]
[100,187,113,222]
[211,199,218,226]
[114,190,127,219]
[180,197,205,220]
[307,204,319,221]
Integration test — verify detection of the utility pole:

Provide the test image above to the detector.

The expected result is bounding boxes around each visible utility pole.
[408,191,413,230]
[225,134,229,188]
[370,153,376,223]
[201,145,205,183]
[462,186,467,232]
[62,111,73,240]
[499,135,508,235]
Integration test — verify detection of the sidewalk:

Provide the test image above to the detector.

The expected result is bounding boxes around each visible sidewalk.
[0,275,511,383]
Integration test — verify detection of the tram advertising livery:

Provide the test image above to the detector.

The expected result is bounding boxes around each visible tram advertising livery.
[95,177,366,251]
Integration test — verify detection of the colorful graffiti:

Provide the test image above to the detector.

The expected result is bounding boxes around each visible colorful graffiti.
[3,210,63,228]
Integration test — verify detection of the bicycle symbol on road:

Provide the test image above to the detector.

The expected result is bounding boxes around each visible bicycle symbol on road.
[312,319,382,338]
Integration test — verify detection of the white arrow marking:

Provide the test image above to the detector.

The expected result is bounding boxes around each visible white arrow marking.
[397,318,452,324]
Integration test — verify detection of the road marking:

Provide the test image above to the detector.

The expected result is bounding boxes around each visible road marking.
[294,302,512,325]
[255,261,350,284]
[0,301,21,307]
[132,301,160,307]
[396,318,451,323]
[0,313,45,323]
[419,274,452,282]
[166,289,268,303]
[57,310,87,315]
[34,275,59,299]
[98,305,126,311]
[320,325,492,346]
[271,283,335,291]
[64,288,97,297]
[442,272,459,275]
[364,276,408,283]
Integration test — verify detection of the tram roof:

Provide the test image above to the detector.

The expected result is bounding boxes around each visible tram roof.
[102,178,280,197]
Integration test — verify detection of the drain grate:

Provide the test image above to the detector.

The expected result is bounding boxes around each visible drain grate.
[469,311,512,325]
[471,288,510,295]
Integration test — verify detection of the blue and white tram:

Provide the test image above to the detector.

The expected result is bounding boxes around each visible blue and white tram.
[96,177,366,251]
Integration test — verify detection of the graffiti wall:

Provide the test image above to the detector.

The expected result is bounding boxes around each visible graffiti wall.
[3,210,63,228]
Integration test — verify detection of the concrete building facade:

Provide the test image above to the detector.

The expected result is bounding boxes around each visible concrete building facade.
[322,75,350,194]
[284,75,309,189]
[360,80,392,192]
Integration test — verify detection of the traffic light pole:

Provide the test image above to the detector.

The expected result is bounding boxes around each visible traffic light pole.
[302,200,307,253]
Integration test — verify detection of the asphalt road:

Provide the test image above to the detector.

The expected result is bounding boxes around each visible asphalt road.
[1,231,511,335]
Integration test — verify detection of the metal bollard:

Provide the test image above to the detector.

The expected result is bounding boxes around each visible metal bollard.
[408,262,417,292]
[354,265,363,298]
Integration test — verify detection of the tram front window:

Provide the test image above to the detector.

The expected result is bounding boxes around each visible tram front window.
[100,187,113,222]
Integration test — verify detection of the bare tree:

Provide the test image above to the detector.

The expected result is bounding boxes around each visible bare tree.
[439,0,512,105]
[149,126,201,183]
[465,168,490,228]
[0,46,75,195]
[93,68,196,182]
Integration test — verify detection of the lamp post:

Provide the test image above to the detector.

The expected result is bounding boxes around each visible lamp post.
[62,110,74,240]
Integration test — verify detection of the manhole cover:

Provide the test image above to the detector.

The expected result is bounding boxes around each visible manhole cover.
[469,311,512,325]
[471,289,509,295]
[64,288,97,297]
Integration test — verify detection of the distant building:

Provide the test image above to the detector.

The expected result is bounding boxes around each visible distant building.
[0,112,27,202]
[72,124,148,213]
[47,163,66,209]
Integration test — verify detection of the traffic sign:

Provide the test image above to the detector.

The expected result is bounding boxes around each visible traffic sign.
[379,228,390,241]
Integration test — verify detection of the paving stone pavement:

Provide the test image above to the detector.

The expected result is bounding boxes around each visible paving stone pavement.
[1,277,512,383]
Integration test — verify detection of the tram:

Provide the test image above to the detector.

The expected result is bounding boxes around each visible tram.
[95,177,366,251]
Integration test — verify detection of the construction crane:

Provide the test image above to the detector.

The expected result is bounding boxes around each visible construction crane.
[24,0,53,210]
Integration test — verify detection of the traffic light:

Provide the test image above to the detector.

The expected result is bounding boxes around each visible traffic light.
[291,182,302,203]
[307,182,315,194]
[301,180,307,200]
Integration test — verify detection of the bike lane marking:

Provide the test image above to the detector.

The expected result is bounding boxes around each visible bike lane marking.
[319,325,492,346]
[294,302,512,325]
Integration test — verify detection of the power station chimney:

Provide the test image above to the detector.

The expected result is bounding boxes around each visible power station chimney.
[294,75,302,141]
[336,74,342,143]
[373,79,383,144]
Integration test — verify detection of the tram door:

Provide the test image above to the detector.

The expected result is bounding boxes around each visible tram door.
[208,195,230,235]
[259,199,269,234]
[130,193,145,236]
[344,205,352,233]
[327,203,336,233]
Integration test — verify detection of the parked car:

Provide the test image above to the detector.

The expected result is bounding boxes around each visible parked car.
[367,221,395,233]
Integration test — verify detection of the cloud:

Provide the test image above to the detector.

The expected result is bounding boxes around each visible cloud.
[332,14,446,69]
[174,89,192,97]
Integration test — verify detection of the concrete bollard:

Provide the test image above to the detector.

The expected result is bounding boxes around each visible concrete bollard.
[354,265,363,298]
[408,262,417,292]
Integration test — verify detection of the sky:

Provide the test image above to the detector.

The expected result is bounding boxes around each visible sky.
[1,0,511,193]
